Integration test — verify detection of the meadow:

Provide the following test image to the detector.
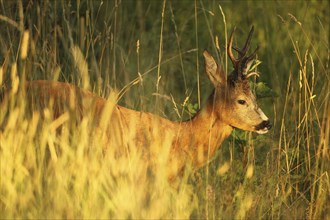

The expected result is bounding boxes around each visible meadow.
[0,0,329,219]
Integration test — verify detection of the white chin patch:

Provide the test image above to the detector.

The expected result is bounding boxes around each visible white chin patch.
[256,128,269,134]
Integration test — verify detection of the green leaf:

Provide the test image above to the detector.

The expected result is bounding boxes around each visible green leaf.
[255,82,278,98]
[187,103,198,114]
[230,130,248,146]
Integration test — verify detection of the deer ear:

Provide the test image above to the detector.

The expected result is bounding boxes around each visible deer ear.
[203,50,226,86]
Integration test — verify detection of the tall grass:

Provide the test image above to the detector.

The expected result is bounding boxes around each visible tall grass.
[1,0,329,219]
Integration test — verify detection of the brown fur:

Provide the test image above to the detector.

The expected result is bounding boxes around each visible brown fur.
[19,57,267,180]
[2,30,270,181]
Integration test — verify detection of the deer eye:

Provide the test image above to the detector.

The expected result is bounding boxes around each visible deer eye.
[238,100,246,105]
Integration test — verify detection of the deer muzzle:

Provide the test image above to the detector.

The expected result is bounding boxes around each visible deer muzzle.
[255,120,272,134]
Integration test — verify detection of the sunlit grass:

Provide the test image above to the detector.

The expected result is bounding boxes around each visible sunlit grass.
[0,76,197,219]
[0,0,329,219]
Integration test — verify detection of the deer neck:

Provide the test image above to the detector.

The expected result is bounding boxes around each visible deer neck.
[180,94,233,168]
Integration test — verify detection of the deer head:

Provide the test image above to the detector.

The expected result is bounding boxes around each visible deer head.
[203,26,271,134]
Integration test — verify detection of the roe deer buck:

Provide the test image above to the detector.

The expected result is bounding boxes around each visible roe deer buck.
[1,26,271,180]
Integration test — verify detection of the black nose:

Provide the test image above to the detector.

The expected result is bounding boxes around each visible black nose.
[256,120,272,130]
[263,120,272,130]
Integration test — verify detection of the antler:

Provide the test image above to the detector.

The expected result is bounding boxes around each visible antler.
[227,26,259,80]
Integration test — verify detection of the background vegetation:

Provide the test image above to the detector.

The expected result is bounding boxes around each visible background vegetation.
[0,0,329,219]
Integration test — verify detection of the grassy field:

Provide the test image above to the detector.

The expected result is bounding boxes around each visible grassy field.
[0,0,329,219]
